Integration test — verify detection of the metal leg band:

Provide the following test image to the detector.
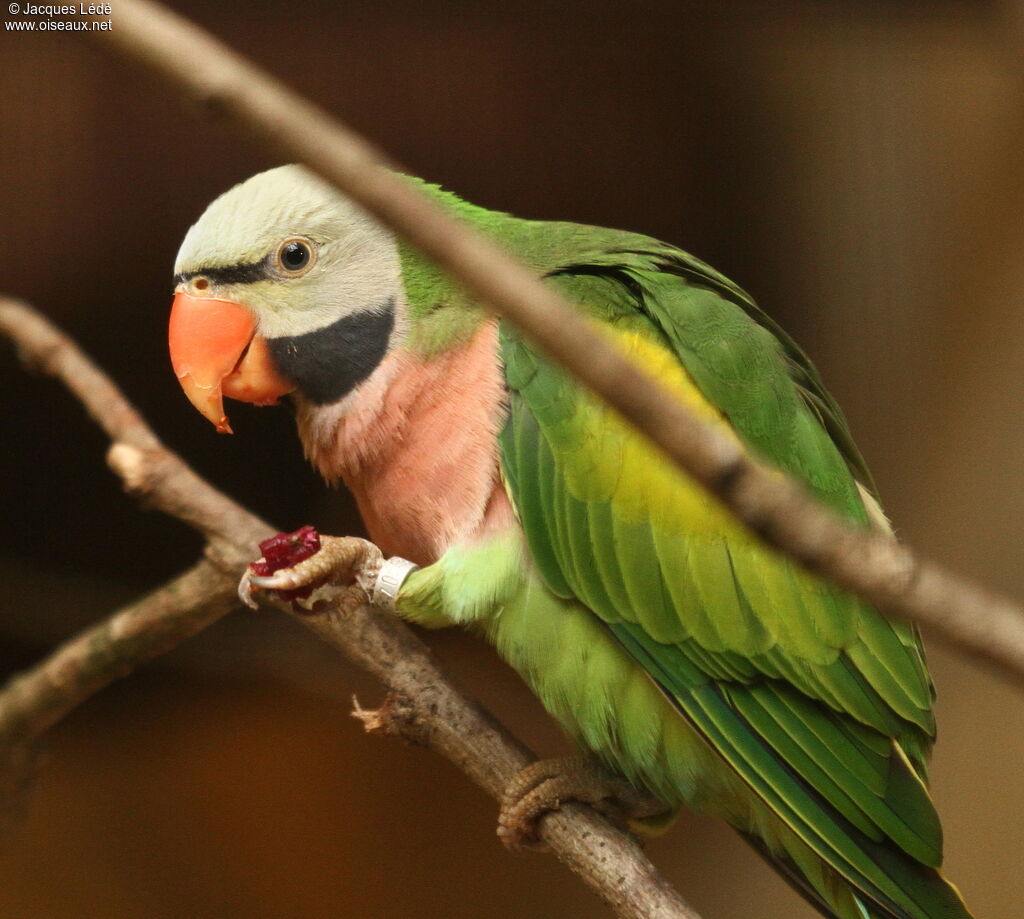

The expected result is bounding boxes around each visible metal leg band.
[371,556,420,610]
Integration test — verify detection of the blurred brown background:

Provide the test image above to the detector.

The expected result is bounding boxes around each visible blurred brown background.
[1,1,1022,916]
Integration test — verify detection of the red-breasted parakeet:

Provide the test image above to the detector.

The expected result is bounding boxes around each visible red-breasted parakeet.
[168,166,973,919]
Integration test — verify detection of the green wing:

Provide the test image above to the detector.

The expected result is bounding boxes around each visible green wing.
[498,245,966,919]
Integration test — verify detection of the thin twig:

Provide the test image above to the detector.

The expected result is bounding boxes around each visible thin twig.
[0,296,702,919]
[93,0,1024,686]
[0,558,239,836]
[0,295,273,740]
[0,560,237,751]
[0,299,270,550]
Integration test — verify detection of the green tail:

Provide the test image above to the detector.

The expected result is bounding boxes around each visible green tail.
[612,624,974,919]
[741,817,972,919]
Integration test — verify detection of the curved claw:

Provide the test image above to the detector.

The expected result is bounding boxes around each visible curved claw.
[247,573,294,589]
[238,566,263,609]
[237,558,325,604]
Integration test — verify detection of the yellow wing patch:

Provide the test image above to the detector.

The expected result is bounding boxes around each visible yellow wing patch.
[553,325,758,541]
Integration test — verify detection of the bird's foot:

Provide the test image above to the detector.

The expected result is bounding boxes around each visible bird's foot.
[238,527,383,614]
[497,756,670,851]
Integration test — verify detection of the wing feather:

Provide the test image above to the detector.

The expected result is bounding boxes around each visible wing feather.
[498,251,946,905]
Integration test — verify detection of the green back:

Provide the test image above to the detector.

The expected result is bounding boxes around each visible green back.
[493,230,969,919]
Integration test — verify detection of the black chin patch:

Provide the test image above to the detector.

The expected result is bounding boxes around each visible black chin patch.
[267,300,395,405]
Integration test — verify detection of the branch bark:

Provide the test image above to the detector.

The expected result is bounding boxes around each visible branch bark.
[0,559,237,751]
[92,0,1024,687]
[0,294,702,919]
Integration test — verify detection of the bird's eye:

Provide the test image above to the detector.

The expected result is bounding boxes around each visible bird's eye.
[275,238,316,275]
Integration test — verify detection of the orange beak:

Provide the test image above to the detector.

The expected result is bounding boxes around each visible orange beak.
[168,292,295,434]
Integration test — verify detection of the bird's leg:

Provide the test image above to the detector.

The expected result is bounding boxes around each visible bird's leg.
[498,756,673,851]
[239,533,383,614]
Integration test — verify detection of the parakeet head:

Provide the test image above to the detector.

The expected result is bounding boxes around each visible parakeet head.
[170,165,403,433]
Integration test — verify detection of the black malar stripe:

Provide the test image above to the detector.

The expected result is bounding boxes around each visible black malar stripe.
[267,299,395,406]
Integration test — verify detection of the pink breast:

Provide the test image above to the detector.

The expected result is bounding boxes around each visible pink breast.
[299,320,516,566]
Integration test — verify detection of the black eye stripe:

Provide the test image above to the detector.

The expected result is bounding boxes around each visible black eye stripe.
[174,257,270,288]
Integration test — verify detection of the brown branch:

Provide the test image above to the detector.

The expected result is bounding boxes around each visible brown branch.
[0,295,271,791]
[92,0,1024,687]
[0,299,271,551]
[0,296,703,918]
[0,294,157,451]
[299,603,695,919]
[0,559,237,750]
[0,554,238,836]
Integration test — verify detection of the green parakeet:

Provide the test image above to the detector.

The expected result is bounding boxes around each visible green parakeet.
[168,165,973,919]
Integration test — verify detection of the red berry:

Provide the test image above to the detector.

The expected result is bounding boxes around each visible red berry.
[249,525,322,601]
